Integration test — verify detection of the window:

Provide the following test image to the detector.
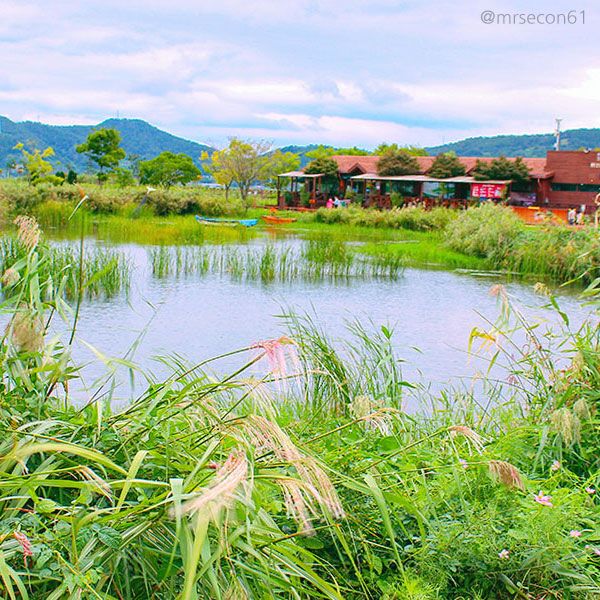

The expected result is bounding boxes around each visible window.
[578,184,600,193]
[551,183,578,192]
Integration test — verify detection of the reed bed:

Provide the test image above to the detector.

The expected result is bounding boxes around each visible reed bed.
[0,221,599,598]
[149,239,404,283]
[0,235,131,299]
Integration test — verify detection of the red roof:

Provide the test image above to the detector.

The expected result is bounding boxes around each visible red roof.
[328,155,552,179]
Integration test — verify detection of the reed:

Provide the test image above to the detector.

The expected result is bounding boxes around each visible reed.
[0,231,599,599]
[149,239,405,283]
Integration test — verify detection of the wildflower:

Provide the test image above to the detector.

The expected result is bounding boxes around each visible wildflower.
[252,336,298,378]
[595,548,600,557]
[534,491,553,507]
[459,459,468,470]
[448,425,486,453]
[488,460,525,491]
[1,268,20,287]
[550,460,561,472]
[14,215,40,250]
[13,531,33,565]
[585,487,595,495]
[498,549,510,559]
[569,530,582,538]
[177,450,249,518]
[550,407,581,446]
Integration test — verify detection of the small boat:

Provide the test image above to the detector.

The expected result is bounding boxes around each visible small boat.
[195,215,258,227]
[261,214,297,224]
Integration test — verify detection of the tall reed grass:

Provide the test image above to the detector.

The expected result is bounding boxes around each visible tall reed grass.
[149,239,404,283]
[0,221,599,598]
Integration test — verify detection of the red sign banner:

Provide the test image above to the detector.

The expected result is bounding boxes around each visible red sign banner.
[471,183,506,198]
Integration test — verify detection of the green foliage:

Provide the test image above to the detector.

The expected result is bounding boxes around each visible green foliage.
[138,151,201,188]
[0,214,599,598]
[12,143,55,184]
[473,155,531,183]
[76,128,126,178]
[444,203,524,260]
[428,152,466,178]
[304,157,339,177]
[315,206,456,231]
[374,143,429,156]
[377,149,421,176]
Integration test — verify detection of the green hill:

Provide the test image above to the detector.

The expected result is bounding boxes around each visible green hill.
[425,128,600,157]
[0,116,214,172]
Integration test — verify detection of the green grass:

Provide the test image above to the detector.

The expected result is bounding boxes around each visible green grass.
[0,217,599,598]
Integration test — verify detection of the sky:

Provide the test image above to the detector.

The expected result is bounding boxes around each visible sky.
[2,0,600,149]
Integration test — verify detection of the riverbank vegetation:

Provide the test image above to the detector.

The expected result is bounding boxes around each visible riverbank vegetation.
[0,218,599,598]
[1,179,599,286]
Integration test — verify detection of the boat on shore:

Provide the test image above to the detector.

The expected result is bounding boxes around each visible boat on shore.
[261,214,297,224]
[195,215,258,227]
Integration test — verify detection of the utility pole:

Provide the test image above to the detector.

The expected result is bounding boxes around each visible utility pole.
[554,118,562,151]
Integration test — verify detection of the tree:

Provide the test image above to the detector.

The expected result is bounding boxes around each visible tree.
[139,152,201,188]
[202,149,235,201]
[216,139,273,210]
[304,157,339,177]
[428,152,466,179]
[13,143,55,184]
[374,143,428,156]
[473,156,531,184]
[377,149,420,176]
[264,150,301,189]
[305,145,336,160]
[76,128,126,182]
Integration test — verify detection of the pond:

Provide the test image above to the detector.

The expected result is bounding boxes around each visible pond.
[44,230,589,407]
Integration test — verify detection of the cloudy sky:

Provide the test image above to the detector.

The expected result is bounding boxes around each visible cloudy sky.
[2,0,600,148]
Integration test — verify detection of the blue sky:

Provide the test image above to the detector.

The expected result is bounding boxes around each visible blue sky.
[2,0,600,148]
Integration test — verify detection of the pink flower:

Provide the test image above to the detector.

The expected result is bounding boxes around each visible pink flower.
[13,531,33,565]
[459,459,468,470]
[569,530,582,538]
[534,491,553,507]
[585,487,596,495]
[498,549,510,559]
[550,460,561,472]
[252,336,298,378]
[595,548,600,556]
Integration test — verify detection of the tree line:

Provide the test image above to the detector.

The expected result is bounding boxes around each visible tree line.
[6,128,532,209]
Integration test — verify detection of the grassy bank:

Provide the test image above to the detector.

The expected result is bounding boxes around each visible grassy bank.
[2,180,599,284]
[0,220,599,598]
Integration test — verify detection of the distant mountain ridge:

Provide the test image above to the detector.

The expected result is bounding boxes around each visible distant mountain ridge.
[0,116,214,171]
[3,115,600,174]
[425,129,600,157]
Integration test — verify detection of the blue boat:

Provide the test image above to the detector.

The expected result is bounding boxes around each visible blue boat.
[195,215,258,227]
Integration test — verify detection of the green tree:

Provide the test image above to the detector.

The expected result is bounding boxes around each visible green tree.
[13,143,55,184]
[305,145,336,160]
[473,156,531,184]
[304,157,339,177]
[377,149,420,176]
[264,150,301,189]
[216,139,273,210]
[374,143,428,156]
[76,128,126,182]
[139,152,201,188]
[202,149,235,201]
[428,152,466,178]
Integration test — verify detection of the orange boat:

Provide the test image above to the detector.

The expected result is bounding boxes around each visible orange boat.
[261,215,297,224]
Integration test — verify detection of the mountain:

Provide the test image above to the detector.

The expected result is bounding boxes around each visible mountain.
[0,116,214,171]
[425,128,600,157]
